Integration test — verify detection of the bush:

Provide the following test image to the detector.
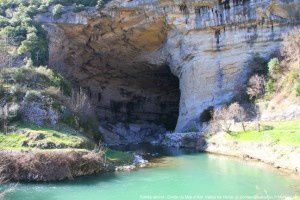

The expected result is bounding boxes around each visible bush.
[294,80,300,96]
[247,74,266,100]
[249,53,269,76]
[0,26,27,45]
[268,58,281,79]
[265,79,275,94]
[66,89,99,139]
[24,90,42,102]
[38,4,48,13]
[211,102,247,133]
[0,83,5,98]
[52,4,63,18]
[61,110,77,128]
[0,16,9,28]
[282,28,300,69]
[12,66,35,84]
[0,150,105,182]
[96,0,104,10]
[73,4,84,12]
[9,84,24,101]
[18,25,48,65]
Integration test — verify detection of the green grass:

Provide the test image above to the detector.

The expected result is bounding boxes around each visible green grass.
[0,123,94,150]
[0,133,27,150]
[227,120,300,146]
[105,149,134,165]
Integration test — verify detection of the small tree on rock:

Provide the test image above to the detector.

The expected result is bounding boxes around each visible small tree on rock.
[247,74,266,100]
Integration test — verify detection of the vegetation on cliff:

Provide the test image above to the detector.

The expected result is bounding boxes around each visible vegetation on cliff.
[0,0,138,184]
[208,29,300,147]
[0,0,105,67]
[247,29,300,100]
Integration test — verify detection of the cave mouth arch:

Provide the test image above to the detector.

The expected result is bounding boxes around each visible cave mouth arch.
[46,16,180,140]
[80,64,180,132]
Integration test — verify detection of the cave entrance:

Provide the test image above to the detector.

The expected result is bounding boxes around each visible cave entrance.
[48,18,180,134]
[86,64,180,131]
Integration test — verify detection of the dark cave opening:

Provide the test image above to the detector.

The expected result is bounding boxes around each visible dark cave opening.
[49,19,180,137]
[199,106,214,123]
[83,64,180,131]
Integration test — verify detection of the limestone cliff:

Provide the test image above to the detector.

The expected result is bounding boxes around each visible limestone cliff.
[36,0,300,138]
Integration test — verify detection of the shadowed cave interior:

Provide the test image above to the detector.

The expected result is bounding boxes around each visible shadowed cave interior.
[48,19,181,140]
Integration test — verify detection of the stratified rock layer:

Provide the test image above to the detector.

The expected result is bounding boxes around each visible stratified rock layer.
[37,0,300,137]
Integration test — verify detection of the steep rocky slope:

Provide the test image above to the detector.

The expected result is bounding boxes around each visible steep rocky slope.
[36,0,300,143]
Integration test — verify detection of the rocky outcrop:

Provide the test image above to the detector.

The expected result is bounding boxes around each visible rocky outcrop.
[36,0,300,139]
[161,132,204,148]
[99,122,166,146]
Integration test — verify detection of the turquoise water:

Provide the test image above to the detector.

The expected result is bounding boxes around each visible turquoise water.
[2,153,300,200]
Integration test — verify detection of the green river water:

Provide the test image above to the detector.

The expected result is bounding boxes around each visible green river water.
[2,150,300,200]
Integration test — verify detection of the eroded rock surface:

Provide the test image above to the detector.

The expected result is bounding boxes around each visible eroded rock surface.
[36,0,300,140]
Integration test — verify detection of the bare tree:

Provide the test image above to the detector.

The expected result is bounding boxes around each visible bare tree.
[247,75,266,100]
[282,28,300,70]
[228,103,247,132]
[212,102,247,133]
[212,107,233,133]
[0,36,15,69]
[68,87,93,115]
[0,103,18,134]
[0,104,9,134]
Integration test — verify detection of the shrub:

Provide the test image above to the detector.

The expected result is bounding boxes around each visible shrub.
[211,102,247,133]
[0,26,27,45]
[247,74,266,100]
[282,28,300,69]
[26,5,39,17]
[73,4,84,12]
[38,4,48,13]
[0,103,19,133]
[18,25,48,65]
[0,83,5,98]
[66,89,99,139]
[268,58,281,79]
[9,84,24,101]
[24,90,42,102]
[0,16,9,28]
[265,79,275,94]
[52,4,63,18]
[12,66,35,84]
[294,80,300,96]
[61,110,77,128]
[0,150,105,182]
[249,53,269,76]
[96,0,104,10]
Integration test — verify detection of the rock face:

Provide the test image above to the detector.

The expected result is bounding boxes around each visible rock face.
[99,122,166,146]
[37,0,300,140]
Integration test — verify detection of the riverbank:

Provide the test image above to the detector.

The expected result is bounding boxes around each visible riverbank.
[201,133,300,174]
[0,150,110,182]
[162,120,300,174]
[0,148,142,182]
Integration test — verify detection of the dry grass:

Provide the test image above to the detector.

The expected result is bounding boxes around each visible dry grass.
[0,150,106,182]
